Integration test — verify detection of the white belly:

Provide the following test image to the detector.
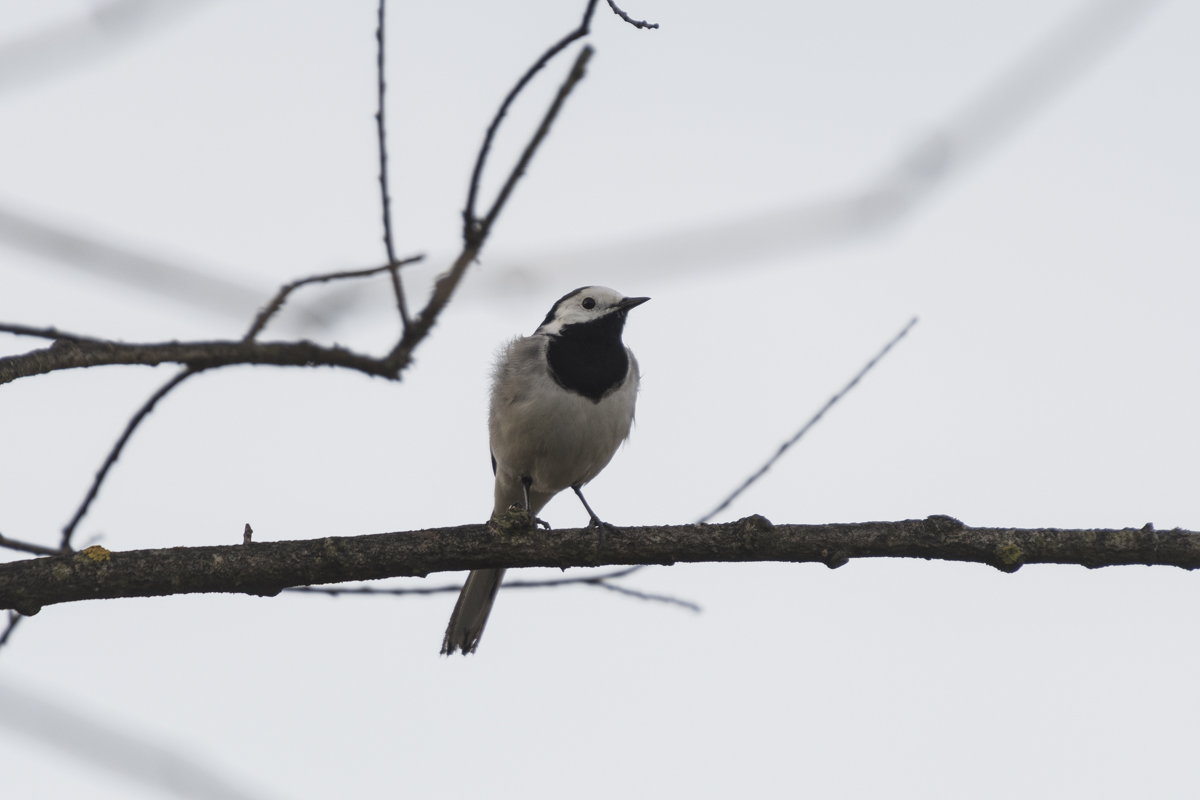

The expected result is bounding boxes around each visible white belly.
[488,335,638,514]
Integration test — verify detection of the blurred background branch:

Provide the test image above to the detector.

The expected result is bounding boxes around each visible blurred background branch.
[0,680,279,800]
[0,0,216,96]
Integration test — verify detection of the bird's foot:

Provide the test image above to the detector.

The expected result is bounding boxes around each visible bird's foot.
[585,515,616,532]
[585,515,616,550]
[489,504,550,534]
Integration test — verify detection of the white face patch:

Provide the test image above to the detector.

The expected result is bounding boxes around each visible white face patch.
[535,286,629,335]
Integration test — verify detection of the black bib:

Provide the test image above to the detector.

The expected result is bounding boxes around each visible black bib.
[545,313,630,402]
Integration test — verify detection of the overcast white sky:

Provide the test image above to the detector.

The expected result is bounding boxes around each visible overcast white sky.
[1,0,1199,798]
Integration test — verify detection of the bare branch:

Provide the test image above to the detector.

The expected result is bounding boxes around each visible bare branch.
[375,0,411,331]
[283,315,918,598]
[383,44,595,372]
[591,581,698,611]
[700,317,919,523]
[1,33,596,388]
[0,322,99,342]
[480,47,593,235]
[463,0,599,242]
[386,264,410,331]
[242,257,422,342]
[0,532,65,557]
[0,337,395,386]
[0,1,1158,321]
[605,0,659,30]
[0,611,19,648]
[0,0,619,660]
[376,0,397,266]
[3,516,1196,615]
[479,0,1163,295]
[286,583,463,597]
[285,564,700,610]
[60,367,198,550]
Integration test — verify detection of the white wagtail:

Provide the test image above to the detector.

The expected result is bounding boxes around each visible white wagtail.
[441,286,649,655]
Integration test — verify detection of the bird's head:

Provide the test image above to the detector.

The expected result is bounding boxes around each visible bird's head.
[534,286,649,336]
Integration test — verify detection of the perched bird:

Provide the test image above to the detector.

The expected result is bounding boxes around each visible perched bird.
[441,286,649,655]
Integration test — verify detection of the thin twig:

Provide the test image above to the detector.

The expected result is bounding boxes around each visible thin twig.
[700,317,919,523]
[480,46,593,234]
[243,257,422,342]
[591,581,699,611]
[286,583,462,597]
[284,567,636,595]
[285,564,699,611]
[386,266,410,330]
[0,611,20,649]
[60,367,198,550]
[375,0,411,330]
[385,44,595,372]
[0,532,65,557]
[463,0,599,243]
[0,323,97,342]
[605,0,659,30]
[376,0,397,266]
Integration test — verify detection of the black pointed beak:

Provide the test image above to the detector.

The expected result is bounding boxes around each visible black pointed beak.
[616,296,650,312]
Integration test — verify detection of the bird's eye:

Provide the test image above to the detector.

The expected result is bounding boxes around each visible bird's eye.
[581,297,596,310]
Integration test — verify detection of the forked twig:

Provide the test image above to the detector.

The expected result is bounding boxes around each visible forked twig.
[480,47,593,235]
[243,257,423,342]
[383,44,595,372]
[463,0,600,242]
[0,532,65,557]
[57,257,426,553]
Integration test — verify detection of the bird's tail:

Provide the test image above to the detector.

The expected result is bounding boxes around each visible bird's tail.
[441,568,507,656]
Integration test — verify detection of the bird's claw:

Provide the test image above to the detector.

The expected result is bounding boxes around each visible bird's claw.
[509,503,551,530]
[490,504,551,534]
[586,516,615,551]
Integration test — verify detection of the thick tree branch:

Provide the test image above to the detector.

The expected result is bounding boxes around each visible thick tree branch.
[2,515,1194,616]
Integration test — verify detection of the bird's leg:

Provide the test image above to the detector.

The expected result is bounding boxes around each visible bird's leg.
[511,476,550,530]
[571,485,615,551]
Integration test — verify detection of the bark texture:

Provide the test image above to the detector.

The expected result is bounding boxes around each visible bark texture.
[2,515,1197,616]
